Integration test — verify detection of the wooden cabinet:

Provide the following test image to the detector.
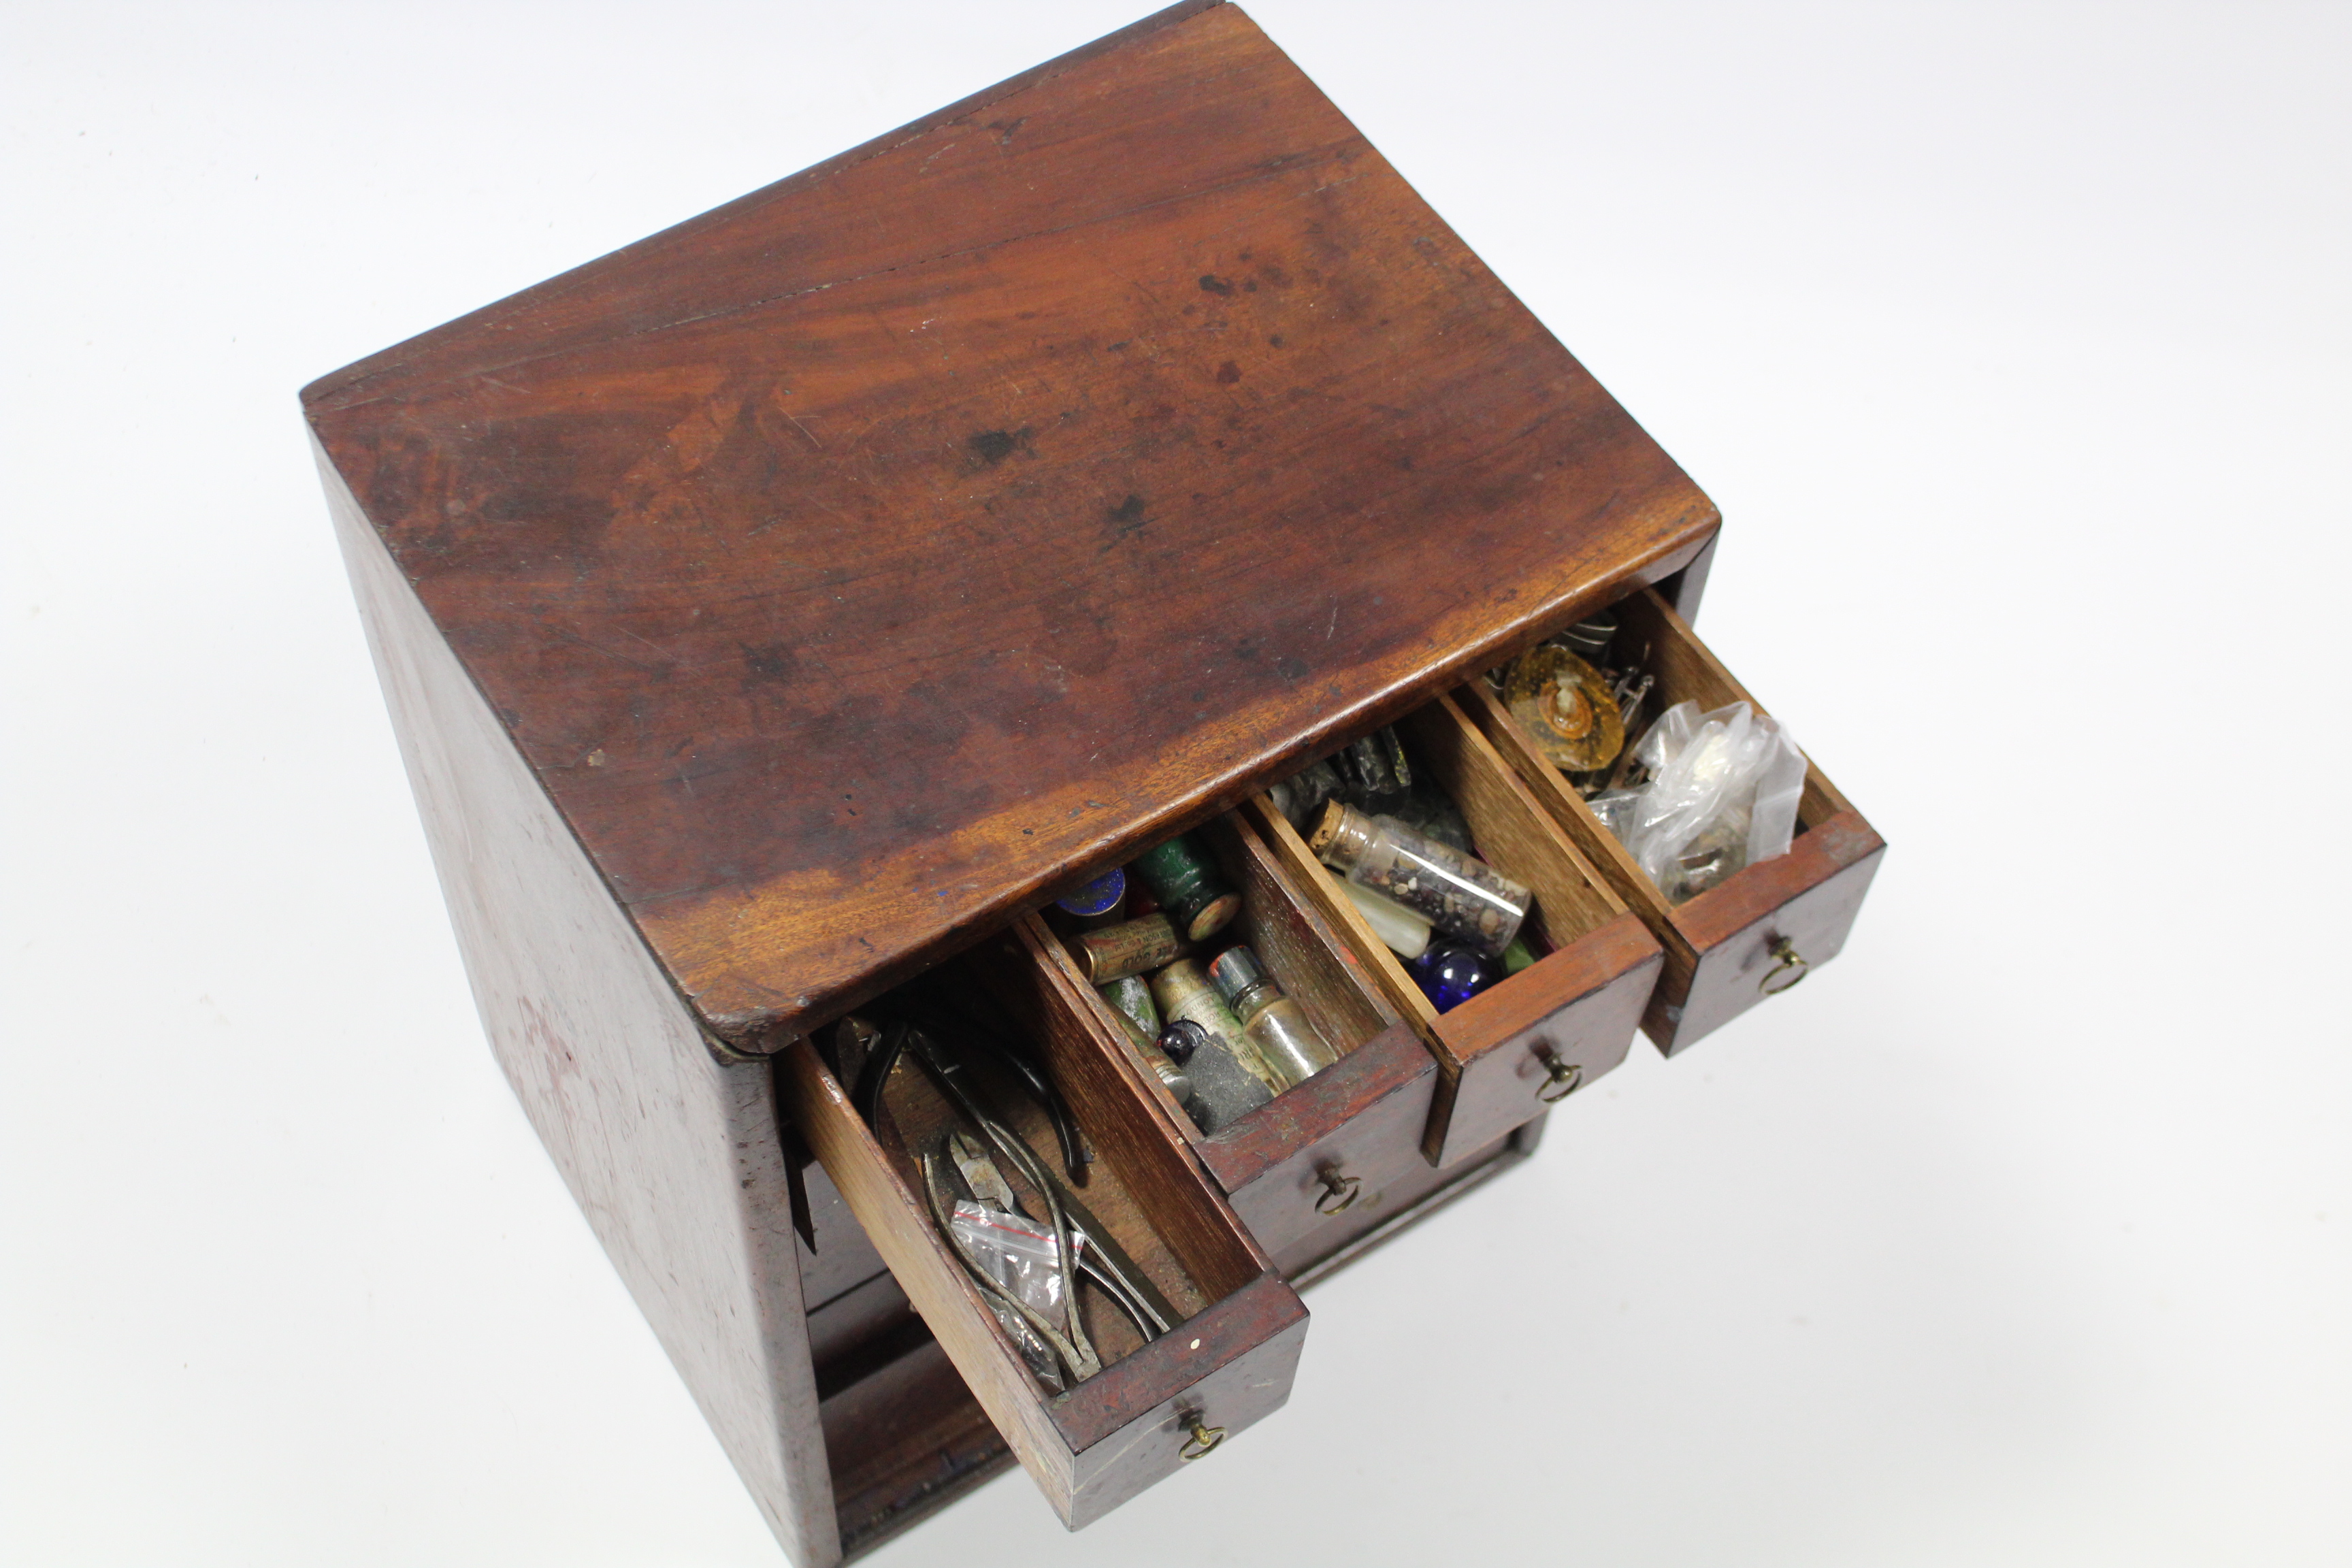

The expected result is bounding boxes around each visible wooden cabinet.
[306,2,1879,1562]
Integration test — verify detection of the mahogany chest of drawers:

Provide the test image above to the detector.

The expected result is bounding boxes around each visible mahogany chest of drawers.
[306,3,1882,1559]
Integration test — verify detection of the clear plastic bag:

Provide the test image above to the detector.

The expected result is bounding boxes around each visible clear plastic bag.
[1591,700,1806,904]
[949,1201,1083,1390]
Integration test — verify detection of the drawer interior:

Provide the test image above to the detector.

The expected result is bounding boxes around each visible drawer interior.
[778,921,1307,1531]
[1034,814,1441,1271]
[1460,585,1885,1050]
[1252,689,1663,1164]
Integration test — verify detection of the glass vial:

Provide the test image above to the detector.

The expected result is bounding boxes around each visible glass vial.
[1207,945,1339,1091]
[1308,801,1529,958]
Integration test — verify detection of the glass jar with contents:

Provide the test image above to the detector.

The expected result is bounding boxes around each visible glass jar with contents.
[1307,801,1530,958]
[1207,945,1339,1091]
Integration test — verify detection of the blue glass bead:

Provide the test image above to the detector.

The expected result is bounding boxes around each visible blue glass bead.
[1410,944,1497,1013]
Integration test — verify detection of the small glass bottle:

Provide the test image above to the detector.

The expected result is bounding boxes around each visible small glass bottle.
[1207,946,1339,1092]
[1308,801,1529,958]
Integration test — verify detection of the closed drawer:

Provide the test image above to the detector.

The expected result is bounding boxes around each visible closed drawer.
[1026,813,1439,1277]
[1253,691,1666,1166]
[778,924,1309,1531]
[1460,585,1885,1054]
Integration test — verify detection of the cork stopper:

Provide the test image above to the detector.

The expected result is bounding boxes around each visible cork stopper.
[1307,800,1373,869]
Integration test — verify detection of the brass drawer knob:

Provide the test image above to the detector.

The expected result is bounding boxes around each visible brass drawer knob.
[1180,1414,1227,1461]
[1759,936,1810,996]
[1313,1165,1362,1215]
[1537,1056,1584,1103]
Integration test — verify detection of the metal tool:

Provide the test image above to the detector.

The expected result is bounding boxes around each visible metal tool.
[869,1017,1172,1388]
[946,1128,1169,1345]
[923,1148,1100,1383]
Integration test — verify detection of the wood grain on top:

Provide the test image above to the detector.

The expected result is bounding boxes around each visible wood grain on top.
[304,0,1718,1039]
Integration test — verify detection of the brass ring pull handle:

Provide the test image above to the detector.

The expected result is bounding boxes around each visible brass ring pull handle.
[1536,1056,1584,1104]
[1179,1414,1226,1461]
[1759,936,1810,996]
[1313,1165,1362,1215]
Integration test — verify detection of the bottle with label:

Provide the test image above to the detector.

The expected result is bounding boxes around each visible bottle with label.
[1151,958,1284,1096]
[1207,945,1339,1091]
[1073,913,1184,983]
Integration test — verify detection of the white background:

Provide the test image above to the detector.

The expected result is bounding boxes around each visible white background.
[5,1,2348,1563]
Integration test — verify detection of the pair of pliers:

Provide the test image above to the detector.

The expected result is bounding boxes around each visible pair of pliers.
[852,997,1088,1188]
[877,1020,1167,1386]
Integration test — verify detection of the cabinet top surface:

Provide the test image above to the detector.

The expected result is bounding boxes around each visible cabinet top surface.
[305,0,1716,1039]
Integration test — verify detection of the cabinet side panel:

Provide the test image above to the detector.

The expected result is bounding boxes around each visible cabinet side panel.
[317,436,836,1567]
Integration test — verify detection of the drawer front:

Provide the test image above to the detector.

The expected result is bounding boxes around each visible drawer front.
[1252,691,1665,1166]
[1459,586,1884,1055]
[779,922,1309,1530]
[1032,813,1442,1273]
[1214,1022,1437,1266]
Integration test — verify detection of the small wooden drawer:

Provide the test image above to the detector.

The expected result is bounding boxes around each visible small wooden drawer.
[778,921,1309,1530]
[1031,814,1440,1278]
[1252,693,1665,1167]
[1459,586,1886,1054]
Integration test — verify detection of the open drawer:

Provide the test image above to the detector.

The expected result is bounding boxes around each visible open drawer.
[777,921,1308,1530]
[1459,586,1886,1053]
[1026,815,1442,1279]
[1250,692,1665,1166]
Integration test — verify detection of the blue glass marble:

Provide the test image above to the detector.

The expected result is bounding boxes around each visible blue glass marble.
[1410,944,1498,1013]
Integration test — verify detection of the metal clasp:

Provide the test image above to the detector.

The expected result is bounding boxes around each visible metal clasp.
[1537,1054,1583,1103]
[1759,936,1810,996]
[1179,1414,1226,1461]
[1313,1165,1361,1215]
